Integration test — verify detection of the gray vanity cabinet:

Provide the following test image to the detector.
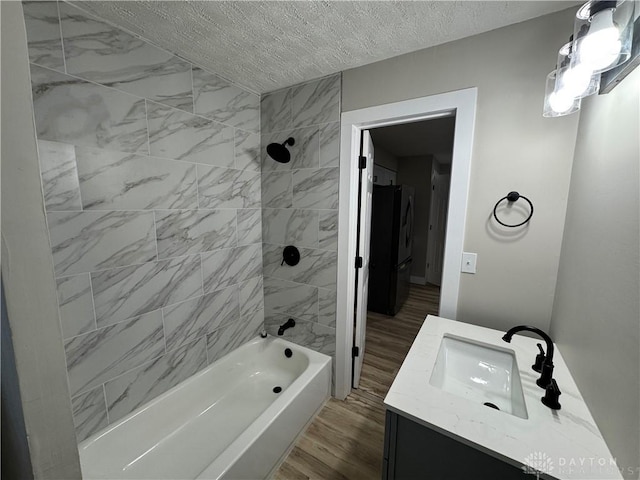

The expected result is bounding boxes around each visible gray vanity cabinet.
[383,410,527,479]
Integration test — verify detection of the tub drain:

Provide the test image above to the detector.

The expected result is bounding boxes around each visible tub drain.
[273,386,282,393]
[483,402,500,410]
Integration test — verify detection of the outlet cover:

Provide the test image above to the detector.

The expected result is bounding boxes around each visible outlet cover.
[461,252,477,274]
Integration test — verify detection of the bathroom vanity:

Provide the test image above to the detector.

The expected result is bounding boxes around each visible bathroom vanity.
[383,315,622,480]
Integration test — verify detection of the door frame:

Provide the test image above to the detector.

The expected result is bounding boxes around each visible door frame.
[335,88,477,400]
[425,163,451,286]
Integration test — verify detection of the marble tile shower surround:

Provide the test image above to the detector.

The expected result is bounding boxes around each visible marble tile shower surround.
[22,1,264,443]
[22,0,65,70]
[57,2,194,112]
[260,74,341,374]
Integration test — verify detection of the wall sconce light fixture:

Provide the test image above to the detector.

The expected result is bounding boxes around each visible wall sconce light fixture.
[543,0,637,117]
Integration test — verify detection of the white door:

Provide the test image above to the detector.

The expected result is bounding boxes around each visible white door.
[426,164,450,287]
[352,130,374,389]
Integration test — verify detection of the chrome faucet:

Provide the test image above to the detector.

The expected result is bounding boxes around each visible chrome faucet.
[502,325,555,389]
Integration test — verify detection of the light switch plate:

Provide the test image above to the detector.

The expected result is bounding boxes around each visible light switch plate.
[461,252,477,274]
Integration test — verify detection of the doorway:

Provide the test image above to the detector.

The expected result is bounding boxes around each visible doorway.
[335,88,477,399]
[368,117,455,289]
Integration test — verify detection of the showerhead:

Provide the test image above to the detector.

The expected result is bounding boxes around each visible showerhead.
[266,137,295,163]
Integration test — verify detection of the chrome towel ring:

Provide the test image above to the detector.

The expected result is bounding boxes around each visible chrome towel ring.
[493,191,534,228]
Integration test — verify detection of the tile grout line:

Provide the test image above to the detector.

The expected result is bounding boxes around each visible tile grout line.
[87,273,99,333]
[234,208,240,249]
[56,0,68,74]
[102,384,110,426]
[32,62,330,140]
[204,331,210,365]
[262,273,330,291]
[233,126,238,171]
[48,205,250,215]
[72,347,168,401]
[32,117,253,174]
[161,308,168,355]
[152,210,160,261]
[199,253,206,304]
[145,99,151,156]
[62,283,206,343]
[81,285,244,399]
[29,60,256,133]
[95,335,205,401]
[190,65,196,114]
[195,164,201,209]
[70,146,86,210]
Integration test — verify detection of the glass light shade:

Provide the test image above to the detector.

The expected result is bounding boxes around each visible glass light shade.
[543,70,581,117]
[557,42,601,98]
[573,0,636,73]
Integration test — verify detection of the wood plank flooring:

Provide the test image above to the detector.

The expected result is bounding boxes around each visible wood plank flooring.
[274,284,440,480]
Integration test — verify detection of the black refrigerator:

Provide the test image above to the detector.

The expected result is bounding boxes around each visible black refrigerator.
[367,184,414,315]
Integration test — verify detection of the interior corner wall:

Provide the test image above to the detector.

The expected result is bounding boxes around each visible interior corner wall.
[550,67,640,480]
[374,146,400,172]
[342,8,581,332]
[1,2,82,477]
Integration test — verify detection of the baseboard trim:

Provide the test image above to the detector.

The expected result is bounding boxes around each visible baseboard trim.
[410,275,426,285]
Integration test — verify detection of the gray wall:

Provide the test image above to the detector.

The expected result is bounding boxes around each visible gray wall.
[1,2,82,476]
[260,76,341,374]
[21,2,264,442]
[1,282,34,480]
[374,146,400,172]
[551,67,640,480]
[343,8,580,332]
[396,155,432,281]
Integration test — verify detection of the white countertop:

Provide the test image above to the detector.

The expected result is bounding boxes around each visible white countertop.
[384,315,622,480]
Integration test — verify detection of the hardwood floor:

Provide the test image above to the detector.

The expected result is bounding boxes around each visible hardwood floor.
[274,284,440,480]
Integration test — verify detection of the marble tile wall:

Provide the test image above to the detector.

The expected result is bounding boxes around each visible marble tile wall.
[260,74,341,381]
[22,1,263,443]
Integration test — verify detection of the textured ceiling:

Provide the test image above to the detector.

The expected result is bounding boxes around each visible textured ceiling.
[69,1,577,94]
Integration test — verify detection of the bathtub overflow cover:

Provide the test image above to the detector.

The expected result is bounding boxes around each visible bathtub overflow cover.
[284,348,293,358]
[273,386,282,393]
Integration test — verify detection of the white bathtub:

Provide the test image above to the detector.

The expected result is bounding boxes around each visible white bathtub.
[78,336,332,480]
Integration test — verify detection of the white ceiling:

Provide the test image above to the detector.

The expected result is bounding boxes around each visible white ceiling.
[69,1,577,94]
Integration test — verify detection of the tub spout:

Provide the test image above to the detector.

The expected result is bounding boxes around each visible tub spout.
[278,318,295,336]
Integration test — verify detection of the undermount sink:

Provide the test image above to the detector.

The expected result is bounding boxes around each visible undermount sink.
[429,334,528,419]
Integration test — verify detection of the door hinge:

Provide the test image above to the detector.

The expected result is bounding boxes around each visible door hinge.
[355,256,363,268]
[352,346,360,357]
[358,156,367,169]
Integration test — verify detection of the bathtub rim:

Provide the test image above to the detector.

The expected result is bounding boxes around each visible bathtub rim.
[196,336,331,479]
[78,335,332,479]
